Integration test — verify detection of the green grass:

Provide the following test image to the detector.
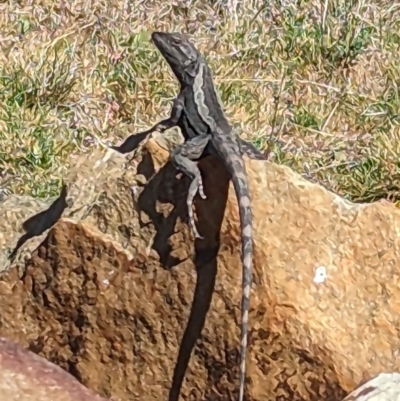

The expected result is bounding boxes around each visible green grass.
[1,0,400,205]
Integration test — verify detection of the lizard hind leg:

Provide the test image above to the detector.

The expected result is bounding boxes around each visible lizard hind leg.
[187,176,205,239]
[170,134,210,239]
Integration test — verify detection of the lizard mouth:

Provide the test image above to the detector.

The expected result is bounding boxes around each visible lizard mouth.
[151,32,180,68]
[151,32,168,48]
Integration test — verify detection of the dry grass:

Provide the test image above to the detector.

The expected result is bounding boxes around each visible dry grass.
[1,0,400,203]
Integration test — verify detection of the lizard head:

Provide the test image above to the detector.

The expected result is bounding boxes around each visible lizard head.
[151,32,201,84]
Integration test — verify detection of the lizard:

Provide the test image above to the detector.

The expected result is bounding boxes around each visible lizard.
[110,31,265,400]
[144,31,257,401]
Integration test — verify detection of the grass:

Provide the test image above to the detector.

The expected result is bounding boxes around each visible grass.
[1,0,400,204]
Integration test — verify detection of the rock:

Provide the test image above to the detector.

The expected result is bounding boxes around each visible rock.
[0,336,108,401]
[1,137,400,401]
[341,373,400,401]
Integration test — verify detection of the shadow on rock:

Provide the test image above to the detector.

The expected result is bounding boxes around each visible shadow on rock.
[138,152,232,401]
[9,185,69,262]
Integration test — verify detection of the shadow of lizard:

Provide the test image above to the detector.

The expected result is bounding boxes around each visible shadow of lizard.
[137,148,244,401]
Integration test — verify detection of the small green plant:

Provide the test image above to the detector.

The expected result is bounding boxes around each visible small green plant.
[0,0,400,203]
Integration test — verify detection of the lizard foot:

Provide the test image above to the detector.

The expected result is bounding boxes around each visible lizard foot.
[176,172,206,200]
[197,182,206,200]
[187,175,205,239]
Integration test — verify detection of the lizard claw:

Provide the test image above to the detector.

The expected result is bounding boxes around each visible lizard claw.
[187,202,203,240]
[197,178,206,200]
[198,188,207,200]
[192,225,204,240]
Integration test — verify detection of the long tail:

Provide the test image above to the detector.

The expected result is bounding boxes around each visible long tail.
[212,133,253,401]
[231,165,253,401]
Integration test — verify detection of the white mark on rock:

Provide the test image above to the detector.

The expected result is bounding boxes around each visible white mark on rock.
[130,185,139,196]
[313,266,327,284]
[102,270,115,287]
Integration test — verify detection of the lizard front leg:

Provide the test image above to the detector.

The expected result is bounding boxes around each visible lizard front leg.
[111,94,185,154]
[170,134,210,239]
[238,138,268,160]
